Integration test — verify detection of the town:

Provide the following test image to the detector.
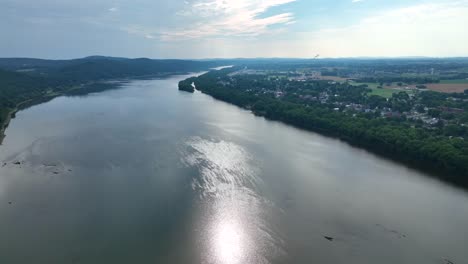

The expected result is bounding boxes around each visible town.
[213,60,468,140]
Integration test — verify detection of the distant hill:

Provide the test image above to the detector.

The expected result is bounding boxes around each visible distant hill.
[55,58,223,81]
[0,57,223,80]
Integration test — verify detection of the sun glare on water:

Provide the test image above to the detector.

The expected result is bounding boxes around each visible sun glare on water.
[183,137,281,264]
[211,218,246,264]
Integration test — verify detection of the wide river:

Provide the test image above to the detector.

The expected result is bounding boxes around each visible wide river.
[1,73,467,264]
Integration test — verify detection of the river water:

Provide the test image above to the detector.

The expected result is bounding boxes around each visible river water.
[0,73,467,264]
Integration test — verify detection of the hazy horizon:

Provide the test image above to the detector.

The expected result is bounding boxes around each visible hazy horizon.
[2,55,468,61]
[2,0,468,59]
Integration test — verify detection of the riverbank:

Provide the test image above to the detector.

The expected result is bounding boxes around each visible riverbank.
[0,108,16,144]
[0,82,121,145]
[0,71,200,145]
[186,72,468,190]
[0,92,67,145]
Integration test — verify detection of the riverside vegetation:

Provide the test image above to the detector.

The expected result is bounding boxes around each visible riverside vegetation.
[180,63,468,188]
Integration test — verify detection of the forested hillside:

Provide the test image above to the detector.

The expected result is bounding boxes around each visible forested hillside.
[0,69,49,123]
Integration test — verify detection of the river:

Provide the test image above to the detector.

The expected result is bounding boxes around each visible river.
[0,73,467,264]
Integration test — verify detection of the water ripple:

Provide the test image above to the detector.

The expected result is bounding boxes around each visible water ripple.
[181,137,284,264]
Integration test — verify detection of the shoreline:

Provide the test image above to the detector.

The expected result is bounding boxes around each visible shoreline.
[202,90,468,189]
[0,93,61,145]
[185,73,468,190]
[0,84,108,145]
[0,108,17,145]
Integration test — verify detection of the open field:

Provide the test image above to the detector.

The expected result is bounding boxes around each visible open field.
[350,82,396,97]
[369,87,399,98]
[349,79,468,94]
[426,83,468,93]
[349,81,416,98]
[319,75,350,82]
[350,81,400,89]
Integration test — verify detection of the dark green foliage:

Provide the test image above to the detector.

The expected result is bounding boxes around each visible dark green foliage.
[0,57,223,79]
[178,77,196,93]
[55,58,220,82]
[0,69,49,108]
[64,82,120,96]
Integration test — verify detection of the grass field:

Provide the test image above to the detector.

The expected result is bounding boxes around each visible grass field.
[350,82,402,98]
[368,88,399,98]
[319,75,349,82]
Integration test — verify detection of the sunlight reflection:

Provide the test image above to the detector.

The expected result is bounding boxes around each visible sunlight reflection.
[182,137,282,264]
[211,217,246,264]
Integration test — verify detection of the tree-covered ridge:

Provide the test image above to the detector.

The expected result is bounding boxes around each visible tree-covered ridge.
[0,69,49,124]
[0,57,224,80]
[184,67,468,189]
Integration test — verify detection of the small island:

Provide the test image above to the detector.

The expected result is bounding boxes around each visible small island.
[178,77,197,93]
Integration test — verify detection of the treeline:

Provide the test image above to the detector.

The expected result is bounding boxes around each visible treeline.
[53,58,221,82]
[0,57,223,79]
[184,69,468,189]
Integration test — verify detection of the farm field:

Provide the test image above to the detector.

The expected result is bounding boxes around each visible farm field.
[426,83,468,93]
[319,75,350,82]
[349,81,414,98]
[440,79,468,84]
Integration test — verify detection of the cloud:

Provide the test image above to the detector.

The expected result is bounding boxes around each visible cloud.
[352,0,364,3]
[298,1,468,57]
[181,0,468,58]
[108,7,118,12]
[156,0,296,40]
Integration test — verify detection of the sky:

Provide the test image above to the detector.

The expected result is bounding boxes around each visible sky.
[1,0,468,59]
